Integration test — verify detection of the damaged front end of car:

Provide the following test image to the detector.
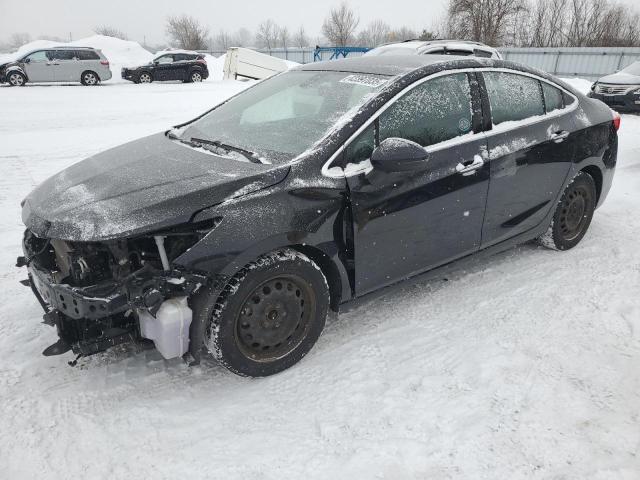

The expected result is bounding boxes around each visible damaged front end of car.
[17,220,217,363]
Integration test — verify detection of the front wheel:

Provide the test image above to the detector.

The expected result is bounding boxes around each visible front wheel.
[539,171,597,250]
[137,72,153,84]
[195,249,329,377]
[7,71,26,86]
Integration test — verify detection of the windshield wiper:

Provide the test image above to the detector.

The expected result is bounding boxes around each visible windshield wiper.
[190,137,264,164]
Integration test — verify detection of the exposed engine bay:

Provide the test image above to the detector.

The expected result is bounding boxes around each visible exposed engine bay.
[18,226,211,362]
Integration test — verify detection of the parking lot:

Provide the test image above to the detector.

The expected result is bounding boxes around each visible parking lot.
[0,79,639,478]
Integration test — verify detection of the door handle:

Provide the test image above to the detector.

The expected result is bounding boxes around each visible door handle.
[550,130,569,143]
[456,154,484,176]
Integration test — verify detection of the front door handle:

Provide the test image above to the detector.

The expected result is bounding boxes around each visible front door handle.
[550,130,570,143]
[456,154,484,176]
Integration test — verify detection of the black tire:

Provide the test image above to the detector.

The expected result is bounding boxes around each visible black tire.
[193,248,329,377]
[187,70,203,83]
[137,72,153,84]
[7,71,26,86]
[539,171,597,250]
[81,70,99,86]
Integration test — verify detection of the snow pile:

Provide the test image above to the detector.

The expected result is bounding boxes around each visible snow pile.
[560,77,594,95]
[69,35,153,70]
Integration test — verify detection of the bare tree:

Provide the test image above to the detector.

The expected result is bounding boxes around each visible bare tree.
[9,32,31,49]
[214,30,231,50]
[94,26,128,40]
[446,0,527,45]
[278,26,290,49]
[232,28,253,47]
[256,19,279,49]
[293,26,309,47]
[322,2,360,46]
[358,20,391,47]
[166,15,209,50]
[389,26,418,42]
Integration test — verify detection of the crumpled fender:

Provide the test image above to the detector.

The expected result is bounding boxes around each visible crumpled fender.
[5,65,26,75]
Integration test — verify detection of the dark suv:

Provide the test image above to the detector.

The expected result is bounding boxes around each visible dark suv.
[122,52,208,84]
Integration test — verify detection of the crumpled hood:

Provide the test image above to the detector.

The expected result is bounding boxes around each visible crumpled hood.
[597,71,640,85]
[22,133,289,241]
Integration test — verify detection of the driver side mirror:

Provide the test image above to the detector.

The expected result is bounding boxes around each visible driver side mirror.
[23,58,30,64]
[370,137,429,173]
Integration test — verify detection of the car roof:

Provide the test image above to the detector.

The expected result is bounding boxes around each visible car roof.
[298,54,493,76]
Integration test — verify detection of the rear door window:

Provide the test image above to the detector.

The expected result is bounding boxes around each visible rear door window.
[379,73,474,147]
[52,50,76,60]
[483,72,544,126]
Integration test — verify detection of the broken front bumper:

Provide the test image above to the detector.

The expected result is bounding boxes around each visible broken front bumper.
[28,263,128,320]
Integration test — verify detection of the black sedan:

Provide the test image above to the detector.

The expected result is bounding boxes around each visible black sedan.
[19,55,618,376]
[122,51,209,84]
[588,61,640,111]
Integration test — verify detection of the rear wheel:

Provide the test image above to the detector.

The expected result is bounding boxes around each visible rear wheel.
[189,71,203,83]
[7,71,26,86]
[539,171,597,250]
[138,72,153,84]
[81,71,99,86]
[195,249,329,377]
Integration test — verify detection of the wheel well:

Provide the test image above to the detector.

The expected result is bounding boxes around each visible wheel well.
[292,245,342,312]
[581,165,602,203]
[82,70,100,80]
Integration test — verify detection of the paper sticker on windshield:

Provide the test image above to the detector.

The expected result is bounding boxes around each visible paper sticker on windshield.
[340,74,387,88]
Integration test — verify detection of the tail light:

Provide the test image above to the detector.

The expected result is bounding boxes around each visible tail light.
[196,57,207,65]
[613,111,621,131]
[100,60,109,66]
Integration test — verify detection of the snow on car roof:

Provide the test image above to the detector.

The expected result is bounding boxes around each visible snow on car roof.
[299,54,490,76]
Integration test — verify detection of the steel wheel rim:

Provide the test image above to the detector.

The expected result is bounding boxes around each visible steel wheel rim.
[140,74,151,83]
[9,73,23,85]
[84,73,96,85]
[192,72,202,82]
[234,274,316,362]
[558,185,592,241]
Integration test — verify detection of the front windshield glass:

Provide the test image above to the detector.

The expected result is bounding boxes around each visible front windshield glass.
[621,62,640,76]
[180,70,391,163]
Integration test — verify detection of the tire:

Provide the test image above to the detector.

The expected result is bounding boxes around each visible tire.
[189,71,203,83]
[194,248,330,377]
[7,71,26,86]
[138,72,153,84]
[81,71,99,86]
[539,171,597,251]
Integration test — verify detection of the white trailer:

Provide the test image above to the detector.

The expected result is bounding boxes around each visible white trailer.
[223,47,290,80]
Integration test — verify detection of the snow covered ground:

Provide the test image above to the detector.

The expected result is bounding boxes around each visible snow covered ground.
[0,78,639,479]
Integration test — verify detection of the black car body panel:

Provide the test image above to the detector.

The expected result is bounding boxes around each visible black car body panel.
[22,133,289,241]
[19,55,617,359]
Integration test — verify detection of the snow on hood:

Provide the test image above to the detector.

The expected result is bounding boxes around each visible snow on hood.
[22,133,289,241]
[596,71,640,85]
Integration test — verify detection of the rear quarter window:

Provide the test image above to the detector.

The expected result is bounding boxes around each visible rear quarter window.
[76,50,100,60]
[483,71,544,125]
[542,82,564,113]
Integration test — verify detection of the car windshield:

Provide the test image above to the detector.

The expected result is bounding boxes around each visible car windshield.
[621,62,640,76]
[180,70,391,163]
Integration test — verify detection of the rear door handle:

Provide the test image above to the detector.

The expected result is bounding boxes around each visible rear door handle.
[455,154,484,176]
[550,130,570,143]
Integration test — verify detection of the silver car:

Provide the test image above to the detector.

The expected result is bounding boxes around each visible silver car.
[0,47,112,86]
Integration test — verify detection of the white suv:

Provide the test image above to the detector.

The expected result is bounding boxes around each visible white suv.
[0,46,112,86]
[364,39,502,59]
